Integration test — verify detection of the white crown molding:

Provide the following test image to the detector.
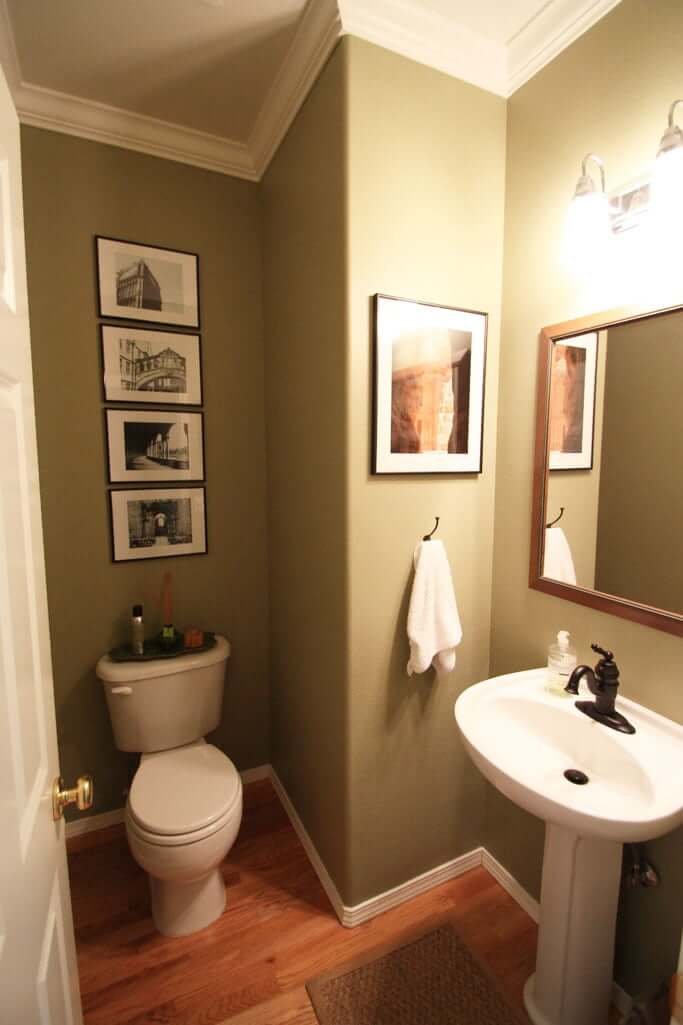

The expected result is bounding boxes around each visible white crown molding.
[338,0,508,97]
[249,0,342,177]
[0,0,622,179]
[507,0,625,95]
[13,81,258,180]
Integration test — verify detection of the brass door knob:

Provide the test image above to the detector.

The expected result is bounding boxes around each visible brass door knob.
[52,774,94,821]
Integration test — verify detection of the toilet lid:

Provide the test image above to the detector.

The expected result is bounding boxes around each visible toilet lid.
[128,742,241,836]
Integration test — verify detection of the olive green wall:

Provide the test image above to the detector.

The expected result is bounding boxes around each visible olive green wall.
[595,313,682,611]
[261,43,351,898]
[490,0,682,997]
[21,127,270,818]
[346,37,506,905]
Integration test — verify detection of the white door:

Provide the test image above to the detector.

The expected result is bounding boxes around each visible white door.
[0,58,84,1025]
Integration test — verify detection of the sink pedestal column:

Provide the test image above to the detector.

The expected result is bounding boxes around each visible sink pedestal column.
[523,824,622,1025]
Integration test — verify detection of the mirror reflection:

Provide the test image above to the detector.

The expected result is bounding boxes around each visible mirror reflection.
[543,309,682,614]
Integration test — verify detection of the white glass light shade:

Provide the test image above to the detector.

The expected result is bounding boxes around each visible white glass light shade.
[563,189,610,270]
[651,141,683,229]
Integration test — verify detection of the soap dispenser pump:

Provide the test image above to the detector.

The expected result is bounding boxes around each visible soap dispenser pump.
[546,630,577,694]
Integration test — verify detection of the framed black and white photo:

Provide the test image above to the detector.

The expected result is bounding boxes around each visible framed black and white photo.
[110,487,207,562]
[373,294,487,474]
[96,236,199,328]
[106,409,204,483]
[101,325,202,405]
[548,332,598,470]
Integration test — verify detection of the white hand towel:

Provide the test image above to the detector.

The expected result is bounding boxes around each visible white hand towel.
[406,539,462,676]
[543,527,577,585]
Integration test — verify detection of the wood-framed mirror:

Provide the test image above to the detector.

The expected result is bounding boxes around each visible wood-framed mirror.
[530,302,683,637]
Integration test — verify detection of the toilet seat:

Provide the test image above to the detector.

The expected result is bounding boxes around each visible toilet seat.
[128,740,241,843]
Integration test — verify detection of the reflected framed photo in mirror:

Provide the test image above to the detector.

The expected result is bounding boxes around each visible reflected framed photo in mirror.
[548,332,597,470]
[372,293,487,474]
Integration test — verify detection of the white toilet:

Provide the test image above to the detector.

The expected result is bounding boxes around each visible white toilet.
[96,635,243,937]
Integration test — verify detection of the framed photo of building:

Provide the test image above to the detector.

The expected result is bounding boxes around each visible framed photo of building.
[106,409,204,484]
[101,325,202,405]
[548,332,598,470]
[373,294,487,474]
[96,236,200,328]
[110,487,207,562]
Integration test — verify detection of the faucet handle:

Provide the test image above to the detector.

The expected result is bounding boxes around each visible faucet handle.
[591,643,619,685]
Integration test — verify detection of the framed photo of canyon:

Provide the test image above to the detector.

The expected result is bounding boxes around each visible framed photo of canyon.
[548,332,598,470]
[96,236,200,328]
[372,294,487,474]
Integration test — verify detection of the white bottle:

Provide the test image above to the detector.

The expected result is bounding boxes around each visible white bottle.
[546,630,577,694]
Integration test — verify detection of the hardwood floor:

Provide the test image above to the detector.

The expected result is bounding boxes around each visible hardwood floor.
[67,779,537,1025]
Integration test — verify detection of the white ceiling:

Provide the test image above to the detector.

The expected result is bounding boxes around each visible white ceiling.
[0,0,622,180]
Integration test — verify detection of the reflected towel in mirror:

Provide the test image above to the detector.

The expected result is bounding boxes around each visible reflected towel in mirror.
[544,527,577,585]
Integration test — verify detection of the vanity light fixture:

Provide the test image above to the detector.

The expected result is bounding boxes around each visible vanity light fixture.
[651,99,683,225]
[564,152,610,265]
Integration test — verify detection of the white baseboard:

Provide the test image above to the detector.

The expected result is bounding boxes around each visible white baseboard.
[342,847,483,928]
[269,766,346,923]
[65,807,124,839]
[481,848,540,923]
[237,764,271,784]
[612,980,633,1020]
[65,763,270,839]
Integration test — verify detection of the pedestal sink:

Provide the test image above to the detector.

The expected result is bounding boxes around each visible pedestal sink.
[454,668,683,1025]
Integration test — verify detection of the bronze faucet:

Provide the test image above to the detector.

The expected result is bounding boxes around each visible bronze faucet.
[565,644,636,734]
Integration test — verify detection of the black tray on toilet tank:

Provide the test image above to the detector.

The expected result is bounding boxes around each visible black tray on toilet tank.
[108,631,217,662]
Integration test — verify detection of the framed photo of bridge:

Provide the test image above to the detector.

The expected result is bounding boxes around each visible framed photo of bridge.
[106,409,205,483]
[101,325,203,405]
[96,236,200,328]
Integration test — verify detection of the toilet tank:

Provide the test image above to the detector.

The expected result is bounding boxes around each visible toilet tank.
[96,636,230,753]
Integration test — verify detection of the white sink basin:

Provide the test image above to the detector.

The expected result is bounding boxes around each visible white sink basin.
[454,667,683,1025]
[455,667,683,843]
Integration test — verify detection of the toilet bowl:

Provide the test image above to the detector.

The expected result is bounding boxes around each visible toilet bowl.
[125,740,243,936]
[96,634,242,937]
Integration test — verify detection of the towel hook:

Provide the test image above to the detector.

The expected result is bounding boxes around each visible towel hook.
[546,506,565,529]
[423,516,440,541]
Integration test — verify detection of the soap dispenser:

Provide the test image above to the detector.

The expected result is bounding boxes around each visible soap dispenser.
[546,630,577,694]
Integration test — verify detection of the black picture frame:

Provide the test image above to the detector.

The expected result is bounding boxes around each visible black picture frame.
[100,323,203,407]
[105,408,206,484]
[109,486,208,563]
[96,235,200,329]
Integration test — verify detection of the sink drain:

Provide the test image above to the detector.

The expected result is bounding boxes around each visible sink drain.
[564,769,589,785]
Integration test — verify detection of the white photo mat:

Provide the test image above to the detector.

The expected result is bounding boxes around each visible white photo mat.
[548,331,598,471]
[97,236,199,328]
[374,294,487,474]
[101,325,202,405]
[106,409,204,483]
[110,487,206,562]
